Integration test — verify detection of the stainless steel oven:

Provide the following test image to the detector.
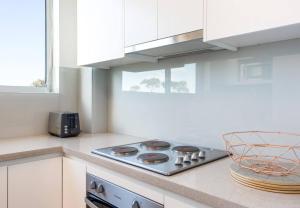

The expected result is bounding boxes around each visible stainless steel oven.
[86,173,164,208]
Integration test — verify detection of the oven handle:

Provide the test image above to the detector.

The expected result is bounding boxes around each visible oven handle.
[85,197,100,208]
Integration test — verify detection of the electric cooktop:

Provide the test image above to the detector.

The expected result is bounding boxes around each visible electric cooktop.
[92,140,228,176]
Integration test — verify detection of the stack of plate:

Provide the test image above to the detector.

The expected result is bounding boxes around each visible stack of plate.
[230,163,300,194]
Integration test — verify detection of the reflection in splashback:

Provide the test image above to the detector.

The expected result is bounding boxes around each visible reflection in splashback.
[238,58,272,85]
[171,64,196,94]
[122,63,196,94]
[122,69,165,93]
[108,39,300,149]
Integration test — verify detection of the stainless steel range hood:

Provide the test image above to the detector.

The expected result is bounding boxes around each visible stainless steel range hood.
[125,30,221,59]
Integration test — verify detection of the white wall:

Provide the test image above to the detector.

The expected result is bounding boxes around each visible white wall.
[0,66,108,139]
[78,68,93,132]
[92,69,108,133]
[108,39,300,149]
[78,68,107,133]
[0,68,79,139]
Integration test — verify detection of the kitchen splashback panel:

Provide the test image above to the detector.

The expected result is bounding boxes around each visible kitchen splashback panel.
[108,39,300,149]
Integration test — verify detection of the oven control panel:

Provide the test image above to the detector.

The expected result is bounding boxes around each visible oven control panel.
[86,173,163,208]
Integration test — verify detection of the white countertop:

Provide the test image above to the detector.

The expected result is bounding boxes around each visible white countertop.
[0,133,299,208]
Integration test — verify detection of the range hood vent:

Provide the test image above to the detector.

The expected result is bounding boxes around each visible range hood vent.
[125,30,221,59]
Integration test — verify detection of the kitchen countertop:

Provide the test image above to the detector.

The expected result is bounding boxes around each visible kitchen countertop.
[0,133,299,208]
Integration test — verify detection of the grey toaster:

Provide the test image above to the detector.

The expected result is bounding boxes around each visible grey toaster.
[48,112,80,138]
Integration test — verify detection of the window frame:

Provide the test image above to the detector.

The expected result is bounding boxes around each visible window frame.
[0,0,55,94]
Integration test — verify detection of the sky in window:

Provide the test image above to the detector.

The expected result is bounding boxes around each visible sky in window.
[0,0,45,86]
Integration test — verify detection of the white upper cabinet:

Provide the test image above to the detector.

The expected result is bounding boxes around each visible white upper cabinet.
[205,0,300,48]
[125,0,157,46]
[158,0,204,39]
[77,0,124,66]
[125,0,204,46]
[59,0,78,68]
[0,167,7,208]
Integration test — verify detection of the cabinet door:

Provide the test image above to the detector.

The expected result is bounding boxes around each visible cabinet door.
[8,157,62,208]
[77,0,124,66]
[205,0,300,46]
[63,157,86,208]
[158,0,204,39]
[125,0,157,46]
[0,167,7,208]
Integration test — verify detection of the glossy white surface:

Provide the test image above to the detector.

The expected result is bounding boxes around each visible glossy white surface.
[158,0,203,39]
[109,39,300,149]
[77,0,124,66]
[204,0,300,47]
[125,0,157,46]
[59,0,77,68]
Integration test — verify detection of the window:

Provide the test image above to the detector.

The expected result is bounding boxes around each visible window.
[0,0,52,92]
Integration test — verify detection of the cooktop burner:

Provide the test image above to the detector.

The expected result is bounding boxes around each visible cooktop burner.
[111,146,138,156]
[140,140,171,150]
[137,153,169,164]
[92,140,228,176]
[172,146,200,154]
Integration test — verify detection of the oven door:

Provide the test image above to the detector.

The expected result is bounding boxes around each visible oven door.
[85,194,117,208]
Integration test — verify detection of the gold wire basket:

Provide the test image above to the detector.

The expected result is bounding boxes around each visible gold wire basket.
[223,131,300,176]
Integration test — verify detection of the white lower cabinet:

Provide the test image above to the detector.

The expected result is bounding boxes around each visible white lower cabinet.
[0,166,7,208]
[164,194,212,208]
[7,157,62,208]
[3,155,214,208]
[63,157,86,208]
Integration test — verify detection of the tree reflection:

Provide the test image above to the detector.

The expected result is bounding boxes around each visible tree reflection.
[171,81,189,93]
[130,85,141,92]
[140,78,162,92]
